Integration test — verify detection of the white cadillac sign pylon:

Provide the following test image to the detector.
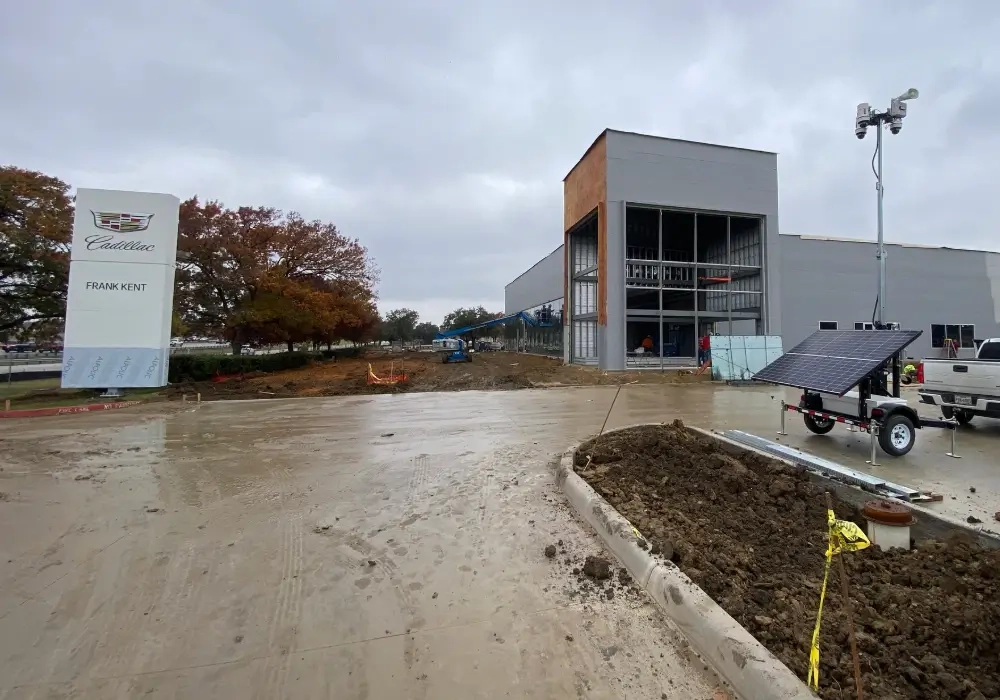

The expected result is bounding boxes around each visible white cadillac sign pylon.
[61,188,180,389]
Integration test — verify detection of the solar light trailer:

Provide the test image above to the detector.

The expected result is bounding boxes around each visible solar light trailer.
[755,330,958,457]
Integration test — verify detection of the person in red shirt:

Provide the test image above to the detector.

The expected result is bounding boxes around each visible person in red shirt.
[699,333,711,364]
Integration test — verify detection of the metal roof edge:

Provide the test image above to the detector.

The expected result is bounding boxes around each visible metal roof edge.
[504,243,566,289]
[781,233,1000,255]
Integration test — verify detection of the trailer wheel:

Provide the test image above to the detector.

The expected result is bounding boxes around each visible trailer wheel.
[803,414,835,435]
[878,414,915,456]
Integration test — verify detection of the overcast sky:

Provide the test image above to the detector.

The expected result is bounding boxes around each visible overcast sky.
[3,1,998,326]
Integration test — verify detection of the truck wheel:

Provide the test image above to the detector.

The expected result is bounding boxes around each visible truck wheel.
[803,414,835,435]
[878,414,915,457]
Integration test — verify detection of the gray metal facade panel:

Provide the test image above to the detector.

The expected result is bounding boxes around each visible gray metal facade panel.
[778,235,1000,359]
[504,245,564,314]
[604,131,778,214]
[602,131,782,368]
[601,201,626,369]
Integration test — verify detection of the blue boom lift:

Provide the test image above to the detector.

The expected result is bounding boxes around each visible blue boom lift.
[435,311,538,363]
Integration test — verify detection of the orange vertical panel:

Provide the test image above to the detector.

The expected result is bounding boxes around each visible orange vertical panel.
[563,132,607,325]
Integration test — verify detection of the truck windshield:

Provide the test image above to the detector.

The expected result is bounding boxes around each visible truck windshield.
[978,341,1000,360]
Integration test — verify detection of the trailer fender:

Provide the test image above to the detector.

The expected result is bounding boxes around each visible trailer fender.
[881,404,921,429]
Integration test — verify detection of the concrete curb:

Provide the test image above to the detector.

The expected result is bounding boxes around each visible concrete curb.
[0,400,143,420]
[557,423,816,700]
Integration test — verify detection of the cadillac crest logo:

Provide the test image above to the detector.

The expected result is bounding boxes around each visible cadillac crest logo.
[91,211,154,233]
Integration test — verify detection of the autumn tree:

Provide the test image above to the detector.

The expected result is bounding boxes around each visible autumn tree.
[380,308,420,343]
[328,281,379,346]
[413,321,440,343]
[0,167,72,333]
[337,302,379,346]
[176,199,379,353]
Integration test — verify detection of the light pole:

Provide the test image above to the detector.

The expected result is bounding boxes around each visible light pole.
[855,88,919,328]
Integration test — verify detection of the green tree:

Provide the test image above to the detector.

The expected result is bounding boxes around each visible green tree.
[413,321,440,343]
[0,167,72,333]
[442,306,501,332]
[441,306,503,346]
[381,307,420,342]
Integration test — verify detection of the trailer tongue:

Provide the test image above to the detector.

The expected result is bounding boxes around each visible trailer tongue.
[753,329,957,459]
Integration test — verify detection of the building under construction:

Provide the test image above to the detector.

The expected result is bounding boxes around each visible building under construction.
[504,129,1000,368]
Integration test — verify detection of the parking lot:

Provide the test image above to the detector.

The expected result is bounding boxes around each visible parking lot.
[0,383,995,698]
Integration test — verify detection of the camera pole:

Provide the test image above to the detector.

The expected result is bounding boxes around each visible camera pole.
[876,121,885,326]
[855,88,917,329]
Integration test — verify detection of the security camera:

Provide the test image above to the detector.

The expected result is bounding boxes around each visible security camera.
[855,102,872,139]
[888,97,907,134]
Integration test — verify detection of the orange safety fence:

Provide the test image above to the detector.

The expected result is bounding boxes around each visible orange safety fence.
[367,362,408,385]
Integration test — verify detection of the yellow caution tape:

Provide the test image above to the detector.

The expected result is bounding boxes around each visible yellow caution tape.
[807,508,870,690]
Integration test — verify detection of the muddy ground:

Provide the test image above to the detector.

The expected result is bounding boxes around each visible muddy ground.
[576,422,1000,700]
[170,351,706,400]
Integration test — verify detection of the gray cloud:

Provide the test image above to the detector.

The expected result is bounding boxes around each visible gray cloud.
[3,0,998,325]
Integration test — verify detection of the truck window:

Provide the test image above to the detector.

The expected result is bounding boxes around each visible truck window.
[979,341,1000,360]
[978,341,1000,360]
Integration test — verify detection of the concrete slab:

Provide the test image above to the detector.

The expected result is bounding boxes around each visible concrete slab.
[0,382,995,697]
[0,393,722,699]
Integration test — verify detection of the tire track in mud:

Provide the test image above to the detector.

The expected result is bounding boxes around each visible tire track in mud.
[129,542,200,673]
[405,454,431,509]
[341,530,427,700]
[256,514,304,700]
[85,534,163,679]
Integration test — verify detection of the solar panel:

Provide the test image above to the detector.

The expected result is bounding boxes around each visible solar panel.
[753,329,922,395]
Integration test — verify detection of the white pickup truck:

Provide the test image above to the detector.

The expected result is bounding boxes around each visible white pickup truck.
[918,338,1000,425]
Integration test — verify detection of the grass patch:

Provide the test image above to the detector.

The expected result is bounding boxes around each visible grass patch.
[0,379,165,410]
[0,377,61,399]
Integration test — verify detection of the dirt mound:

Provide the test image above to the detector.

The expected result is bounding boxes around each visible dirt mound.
[170,351,708,400]
[576,422,1000,700]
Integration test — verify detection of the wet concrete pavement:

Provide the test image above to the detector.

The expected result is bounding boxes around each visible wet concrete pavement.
[0,383,996,699]
[0,390,725,700]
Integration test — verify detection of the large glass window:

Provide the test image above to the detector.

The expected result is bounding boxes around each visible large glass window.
[517,299,564,358]
[623,205,765,368]
[931,323,976,349]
